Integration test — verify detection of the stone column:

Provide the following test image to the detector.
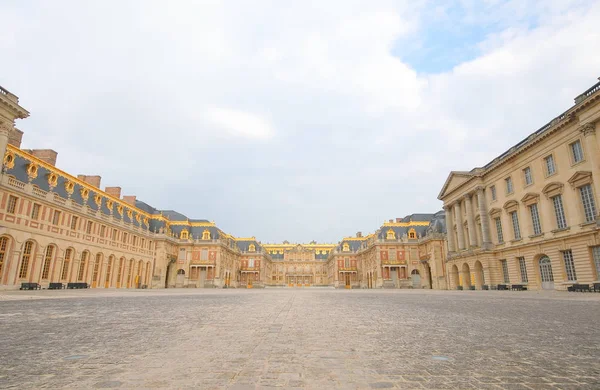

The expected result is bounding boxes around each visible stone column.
[464,194,478,248]
[477,187,493,249]
[444,205,456,252]
[0,120,11,160]
[581,122,600,218]
[454,201,466,250]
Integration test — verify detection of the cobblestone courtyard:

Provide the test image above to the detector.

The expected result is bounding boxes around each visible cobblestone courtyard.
[0,289,599,389]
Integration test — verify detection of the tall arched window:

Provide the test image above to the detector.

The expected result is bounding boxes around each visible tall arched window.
[0,236,8,278]
[41,245,55,280]
[61,248,73,280]
[105,255,114,287]
[19,241,34,279]
[78,251,89,281]
[127,259,134,287]
[117,257,125,286]
[92,253,102,285]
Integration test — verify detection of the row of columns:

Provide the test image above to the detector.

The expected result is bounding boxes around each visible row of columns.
[444,187,493,253]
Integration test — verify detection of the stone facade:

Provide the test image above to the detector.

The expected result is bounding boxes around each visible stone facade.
[438,78,600,291]
[0,85,448,290]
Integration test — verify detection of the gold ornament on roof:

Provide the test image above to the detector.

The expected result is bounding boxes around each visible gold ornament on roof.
[3,151,15,170]
[94,194,102,207]
[117,205,123,216]
[143,216,149,225]
[80,187,90,201]
[26,163,38,181]
[106,200,114,210]
[127,209,133,219]
[64,180,75,195]
[47,172,58,188]
[135,214,141,223]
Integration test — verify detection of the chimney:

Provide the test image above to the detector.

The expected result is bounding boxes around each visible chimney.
[356,232,362,238]
[123,195,137,206]
[396,218,402,223]
[105,186,122,198]
[389,219,393,223]
[8,128,23,148]
[77,175,102,188]
[24,149,58,166]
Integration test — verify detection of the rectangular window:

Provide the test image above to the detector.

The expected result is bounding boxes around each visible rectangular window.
[112,229,117,241]
[122,232,128,244]
[100,225,106,237]
[529,203,542,235]
[345,258,350,268]
[592,246,600,280]
[490,185,497,201]
[52,210,61,226]
[518,257,528,283]
[31,203,41,220]
[510,211,521,240]
[86,221,93,234]
[579,184,596,223]
[505,177,514,194]
[201,249,208,261]
[545,155,556,176]
[70,216,78,230]
[7,195,18,214]
[141,238,145,248]
[132,236,138,247]
[570,140,584,163]
[500,259,510,283]
[495,217,504,243]
[552,195,567,229]
[523,167,533,186]
[562,250,577,281]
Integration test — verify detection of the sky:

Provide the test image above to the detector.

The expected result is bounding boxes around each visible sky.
[1,0,600,243]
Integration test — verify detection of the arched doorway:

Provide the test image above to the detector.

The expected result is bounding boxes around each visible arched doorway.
[461,263,472,289]
[411,269,421,289]
[176,269,185,287]
[538,256,554,290]
[451,264,460,289]
[474,261,484,289]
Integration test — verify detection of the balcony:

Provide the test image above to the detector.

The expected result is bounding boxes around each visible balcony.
[240,266,259,271]
[339,267,357,272]
[381,260,406,266]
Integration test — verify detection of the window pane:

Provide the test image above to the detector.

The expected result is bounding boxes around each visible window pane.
[495,218,504,243]
[571,140,583,163]
[529,204,542,235]
[562,250,577,281]
[545,155,556,175]
[593,246,600,279]
[579,184,596,223]
[501,260,510,283]
[552,195,567,229]
[518,257,528,283]
[524,167,532,185]
[490,186,497,200]
[511,211,521,240]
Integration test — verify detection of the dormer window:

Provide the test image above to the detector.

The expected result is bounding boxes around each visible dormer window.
[342,243,350,252]
[408,228,416,239]
[180,229,189,240]
[202,229,211,240]
[249,243,256,252]
[386,229,396,240]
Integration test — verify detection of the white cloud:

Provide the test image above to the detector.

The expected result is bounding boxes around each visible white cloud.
[204,107,274,140]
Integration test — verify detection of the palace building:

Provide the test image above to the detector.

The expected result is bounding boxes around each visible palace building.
[0,85,447,290]
[438,78,600,291]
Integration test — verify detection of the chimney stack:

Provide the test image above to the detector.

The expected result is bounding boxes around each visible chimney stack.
[389,219,393,223]
[77,175,101,188]
[8,128,23,148]
[24,149,58,166]
[356,232,362,238]
[396,218,402,223]
[123,195,137,206]
[105,186,122,199]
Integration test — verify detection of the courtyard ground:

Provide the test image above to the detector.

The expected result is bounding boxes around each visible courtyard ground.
[0,289,599,389]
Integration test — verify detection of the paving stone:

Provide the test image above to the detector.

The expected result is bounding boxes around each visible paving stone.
[0,289,599,389]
